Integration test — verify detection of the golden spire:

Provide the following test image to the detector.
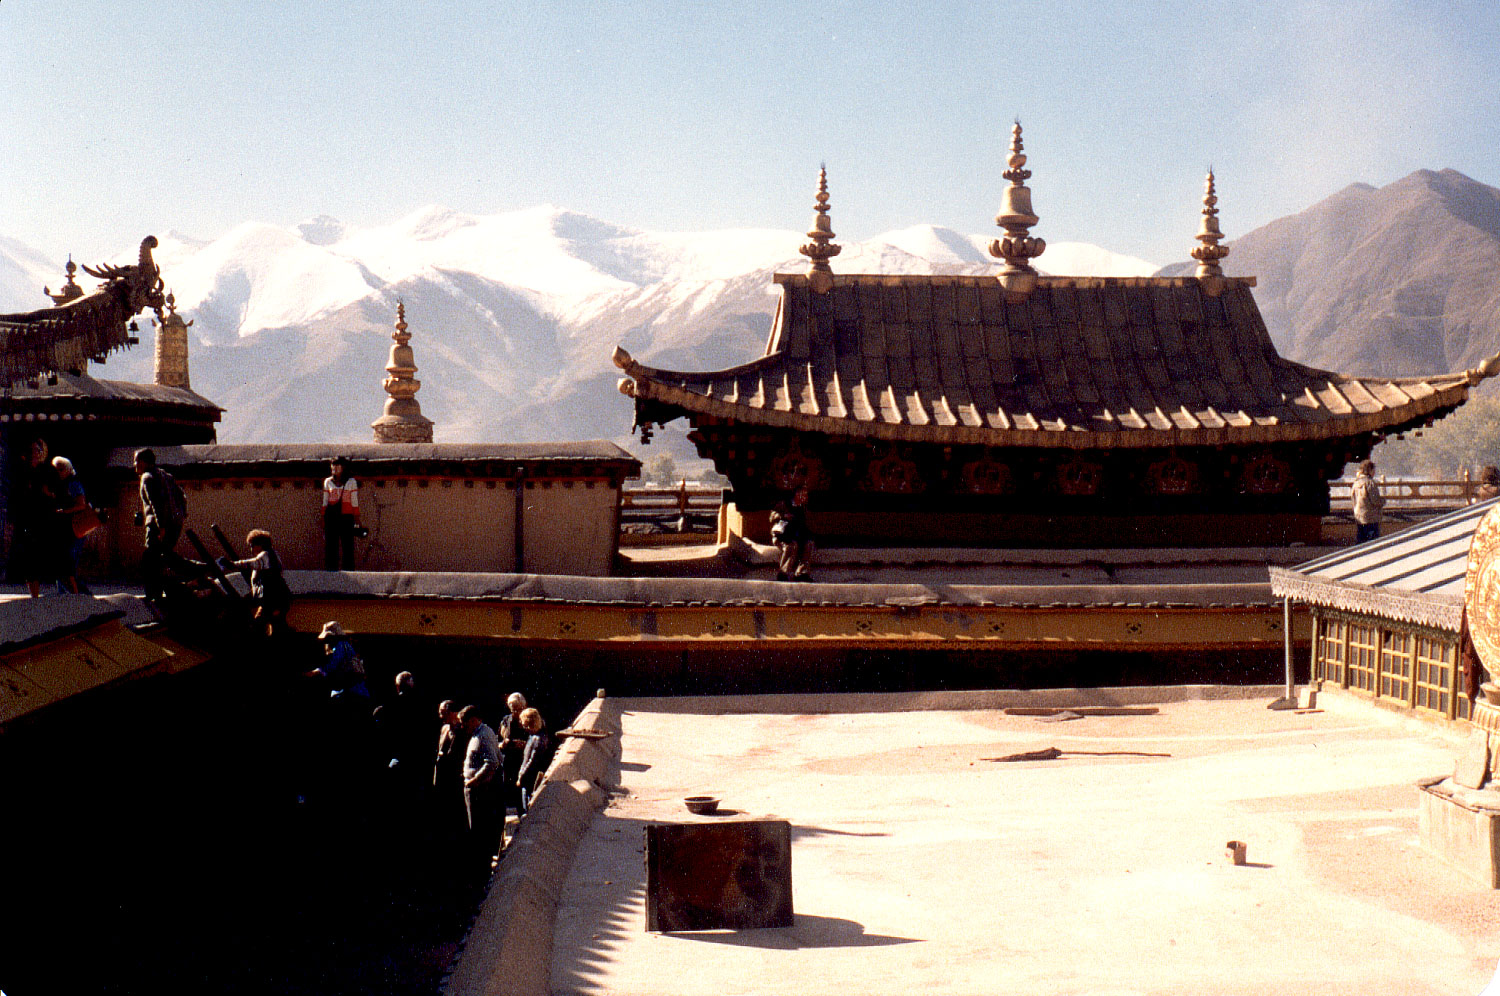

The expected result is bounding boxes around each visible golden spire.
[988,121,1046,295]
[44,256,84,306]
[798,164,841,294]
[372,298,434,443]
[1191,169,1230,278]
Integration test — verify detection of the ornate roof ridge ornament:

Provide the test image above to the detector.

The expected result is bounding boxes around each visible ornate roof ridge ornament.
[799,164,841,295]
[989,121,1046,297]
[1191,168,1230,280]
[372,298,434,443]
[2,236,165,386]
[45,256,84,306]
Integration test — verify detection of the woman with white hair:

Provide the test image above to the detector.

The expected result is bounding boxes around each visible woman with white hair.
[498,691,529,822]
[51,455,94,594]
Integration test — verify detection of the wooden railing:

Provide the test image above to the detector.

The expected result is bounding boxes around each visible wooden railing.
[1327,476,1482,513]
[621,482,724,536]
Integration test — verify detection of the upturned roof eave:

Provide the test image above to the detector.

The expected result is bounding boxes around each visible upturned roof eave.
[619,354,1474,449]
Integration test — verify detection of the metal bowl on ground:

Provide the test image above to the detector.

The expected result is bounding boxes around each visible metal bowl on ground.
[683,795,720,815]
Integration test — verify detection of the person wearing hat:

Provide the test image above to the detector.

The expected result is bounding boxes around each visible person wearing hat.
[321,456,362,570]
[307,621,369,700]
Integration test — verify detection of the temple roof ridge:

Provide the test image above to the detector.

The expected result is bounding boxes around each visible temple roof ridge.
[615,275,1500,450]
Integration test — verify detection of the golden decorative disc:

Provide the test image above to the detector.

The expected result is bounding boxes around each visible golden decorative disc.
[1463,505,1500,684]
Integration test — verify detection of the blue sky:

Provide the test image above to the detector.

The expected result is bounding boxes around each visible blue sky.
[3,1,1498,267]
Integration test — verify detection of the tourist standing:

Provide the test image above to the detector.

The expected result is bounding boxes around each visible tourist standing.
[497,692,529,823]
[51,456,96,594]
[1351,460,1384,544]
[770,486,815,582]
[432,700,467,836]
[135,448,187,604]
[8,438,54,598]
[515,707,557,814]
[459,705,503,874]
[322,456,361,570]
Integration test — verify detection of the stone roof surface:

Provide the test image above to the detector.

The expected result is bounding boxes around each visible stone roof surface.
[105,441,639,470]
[1269,497,1499,630]
[6,371,219,411]
[0,594,125,653]
[285,570,1279,609]
[617,274,1492,449]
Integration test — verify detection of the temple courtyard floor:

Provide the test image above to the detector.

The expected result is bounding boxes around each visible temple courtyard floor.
[549,690,1500,996]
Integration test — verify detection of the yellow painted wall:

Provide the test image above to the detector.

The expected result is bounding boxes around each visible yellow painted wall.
[94,473,622,576]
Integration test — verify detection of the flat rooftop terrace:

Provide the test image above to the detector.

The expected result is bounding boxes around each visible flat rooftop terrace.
[549,690,1500,995]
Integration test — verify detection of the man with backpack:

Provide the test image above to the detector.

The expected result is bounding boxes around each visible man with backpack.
[134,448,188,604]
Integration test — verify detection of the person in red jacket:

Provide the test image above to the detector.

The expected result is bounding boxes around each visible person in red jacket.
[322,456,362,570]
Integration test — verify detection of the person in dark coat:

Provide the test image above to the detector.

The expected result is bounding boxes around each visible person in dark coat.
[770,487,815,582]
[376,671,430,803]
[134,448,187,604]
[432,699,466,839]
[10,438,55,597]
[497,692,529,822]
[515,708,557,815]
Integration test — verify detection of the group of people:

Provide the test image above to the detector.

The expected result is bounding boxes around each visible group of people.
[433,693,557,876]
[299,620,558,879]
[8,437,100,596]
[125,450,361,631]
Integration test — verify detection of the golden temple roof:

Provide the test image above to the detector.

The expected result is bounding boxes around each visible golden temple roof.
[616,273,1500,449]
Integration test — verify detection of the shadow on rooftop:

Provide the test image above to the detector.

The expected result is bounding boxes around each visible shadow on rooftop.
[668,913,920,949]
[791,823,891,839]
[551,813,913,993]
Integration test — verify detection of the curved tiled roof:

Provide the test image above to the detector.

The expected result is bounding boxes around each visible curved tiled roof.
[617,274,1499,450]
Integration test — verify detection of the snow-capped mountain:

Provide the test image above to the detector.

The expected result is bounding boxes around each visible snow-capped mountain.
[0,236,68,314]
[2,209,1157,448]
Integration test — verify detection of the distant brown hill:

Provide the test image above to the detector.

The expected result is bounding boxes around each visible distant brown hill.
[1162,169,1500,380]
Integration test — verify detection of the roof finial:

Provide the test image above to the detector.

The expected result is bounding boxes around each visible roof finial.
[988,121,1046,296]
[372,297,434,443]
[152,290,195,389]
[799,164,841,294]
[1191,169,1230,278]
[44,255,84,306]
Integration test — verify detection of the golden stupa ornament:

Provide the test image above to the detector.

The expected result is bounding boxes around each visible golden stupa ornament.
[372,299,435,444]
[44,256,84,306]
[799,165,841,295]
[1191,169,1230,278]
[988,121,1046,296]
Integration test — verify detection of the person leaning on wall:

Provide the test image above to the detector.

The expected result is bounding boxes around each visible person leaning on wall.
[321,456,363,571]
